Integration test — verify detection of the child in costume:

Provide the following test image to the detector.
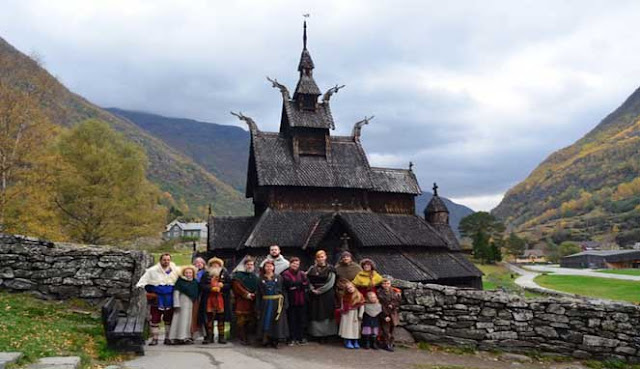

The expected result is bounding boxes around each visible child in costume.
[361,291,382,350]
[338,281,365,349]
[377,278,401,352]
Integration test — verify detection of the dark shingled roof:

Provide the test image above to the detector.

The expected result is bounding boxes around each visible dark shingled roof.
[355,249,481,282]
[209,209,459,251]
[283,99,334,129]
[298,48,315,71]
[294,74,321,96]
[370,168,421,195]
[252,133,372,189]
[354,250,436,281]
[251,133,421,195]
[563,250,640,262]
[426,195,449,214]
[243,210,327,249]
[339,212,446,248]
[430,223,461,251]
[403,250,483,279]
[209,217,255,250]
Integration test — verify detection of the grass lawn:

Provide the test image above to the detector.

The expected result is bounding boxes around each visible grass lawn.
[534,274,640,303]
[476,263,520,292]
[151,250,194,266]
[0,291,124,368]
[476,263,544,298]
[597,269,640,276]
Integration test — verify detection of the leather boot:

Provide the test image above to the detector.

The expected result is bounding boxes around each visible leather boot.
[362,335,370,349]
[203,328,213,344]
[371,336,379,350]
[217,322,227,344]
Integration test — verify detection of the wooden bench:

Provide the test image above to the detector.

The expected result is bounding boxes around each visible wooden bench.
[101,297,147,355]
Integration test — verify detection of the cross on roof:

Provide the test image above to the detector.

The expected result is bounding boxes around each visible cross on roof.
[331,199,342,211]
[433,182,439,196]
[340,233,351,252]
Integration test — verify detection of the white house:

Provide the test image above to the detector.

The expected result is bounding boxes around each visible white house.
[163,220,208,240]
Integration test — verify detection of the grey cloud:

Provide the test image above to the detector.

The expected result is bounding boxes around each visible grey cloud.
[2,0,640,208]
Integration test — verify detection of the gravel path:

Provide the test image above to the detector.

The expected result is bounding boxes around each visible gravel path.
[120,341,589,369]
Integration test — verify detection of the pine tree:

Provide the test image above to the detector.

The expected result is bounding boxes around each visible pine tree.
[473,229,490,263]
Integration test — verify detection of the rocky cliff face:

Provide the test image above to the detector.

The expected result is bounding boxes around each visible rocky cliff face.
[493,87,640,244]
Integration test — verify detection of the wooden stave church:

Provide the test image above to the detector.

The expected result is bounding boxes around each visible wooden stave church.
[204,22,482,289]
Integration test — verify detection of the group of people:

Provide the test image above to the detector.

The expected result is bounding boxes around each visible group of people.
[135,245,401,351]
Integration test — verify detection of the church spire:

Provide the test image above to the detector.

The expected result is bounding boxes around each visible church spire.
[295,19,321,101]
[303,19,308,50]
[424,182,450,225]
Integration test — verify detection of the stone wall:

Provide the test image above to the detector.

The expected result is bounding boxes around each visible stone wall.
[0,234,152,309]
[397,281,640,363]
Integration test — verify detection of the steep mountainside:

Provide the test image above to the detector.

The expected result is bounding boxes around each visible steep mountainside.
[415,192,474,237]
[0,36,250,216]
[493,87,640,245]
[106,109,249,191]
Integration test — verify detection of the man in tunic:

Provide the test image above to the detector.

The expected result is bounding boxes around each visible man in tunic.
[281,256,309,345]
[136,253,179,345]
[377,278,402,352]
[199,257,231,344]
[231,256,259,345]
[260,244,290,275]
[306,250,337,342]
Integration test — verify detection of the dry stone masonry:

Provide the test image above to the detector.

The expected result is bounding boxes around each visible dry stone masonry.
[396,281,640,363]
[0,234,152,307]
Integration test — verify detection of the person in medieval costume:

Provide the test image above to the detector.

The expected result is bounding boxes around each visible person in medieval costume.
[231,256,259,345]
[136,253,179,345]
[168,265,200,344]
[256,259,289,348]
[281,256,309,345]
[334,251,362,298]
[361,291,382,350]
[377,277,402,352]
[352,258,383,296]
[189,257,207,340]
[259,244,290,275]
[306,250,337,342]
[338,281,365,349]
[192,257,206,282]
[199,257,231,344]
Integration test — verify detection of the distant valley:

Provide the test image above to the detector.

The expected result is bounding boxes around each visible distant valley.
[493,87,640,245]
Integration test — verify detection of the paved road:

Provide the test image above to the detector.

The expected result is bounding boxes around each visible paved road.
[525,265,640,281]
[120,341,588,369]
[504,263,568,295]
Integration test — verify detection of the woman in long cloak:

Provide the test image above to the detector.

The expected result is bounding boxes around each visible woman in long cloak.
[306,250,337,342]
[256,259,289,348]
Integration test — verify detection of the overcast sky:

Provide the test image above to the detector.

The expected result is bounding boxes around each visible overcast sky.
[2,0,640,211]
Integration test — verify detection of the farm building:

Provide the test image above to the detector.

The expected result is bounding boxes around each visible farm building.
[560,250,640,269]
